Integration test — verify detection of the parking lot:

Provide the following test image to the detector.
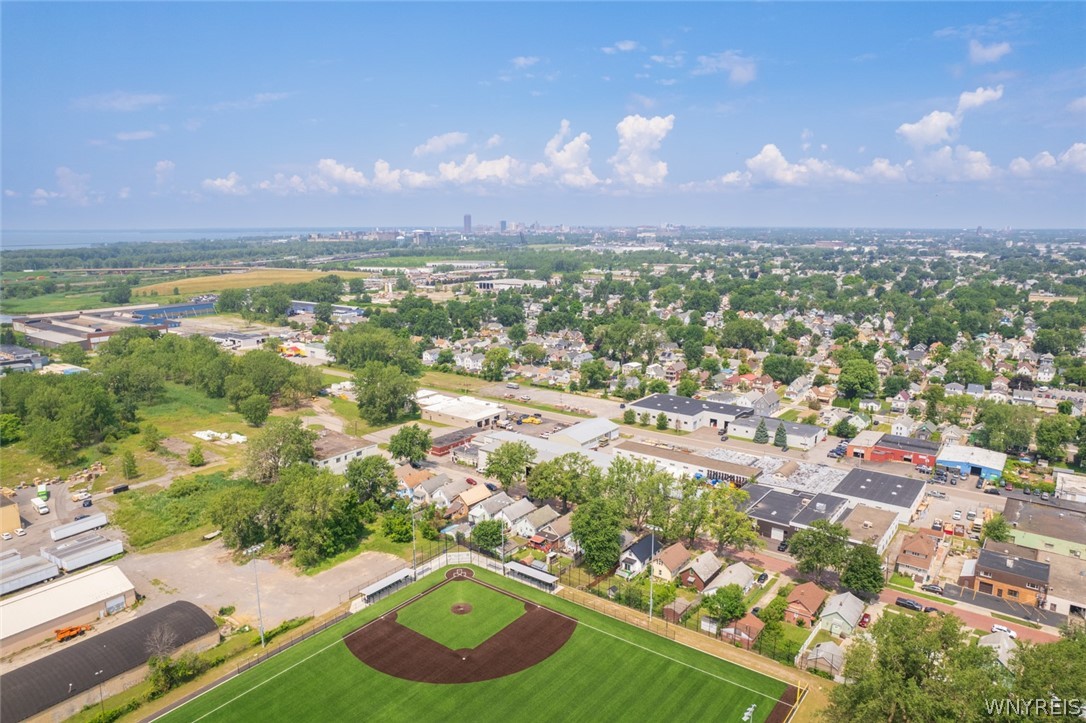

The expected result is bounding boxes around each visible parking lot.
[1,484,113,556]
[502,413,570,440]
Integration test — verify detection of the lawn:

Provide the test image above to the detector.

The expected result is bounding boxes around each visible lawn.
[395,580,527,649]
[136,269,369,296]
[157,567,791,723]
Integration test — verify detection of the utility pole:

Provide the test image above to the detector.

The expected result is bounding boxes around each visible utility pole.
[94,669,105,715]
[244,544,266,647]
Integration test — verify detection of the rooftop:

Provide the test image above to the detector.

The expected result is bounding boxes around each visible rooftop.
[791,493,850,527]
[630,393,750,419]
[1003,499,1086,545]
[747,489,814,524]
[833,468,925,510]
[615,441,761,479]
[1045,553,1086,604]
[0,565,134,642]
[311,429,373,461]
[936,444,1008,471]
[875,434,940,455]
[977,548,1050,584]
[839,504,898,546]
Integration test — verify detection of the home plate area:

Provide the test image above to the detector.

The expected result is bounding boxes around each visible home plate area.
[343,569,577,684]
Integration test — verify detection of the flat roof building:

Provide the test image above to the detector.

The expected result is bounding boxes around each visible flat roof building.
[832,468,925,525]
[613,441,761,486]
[416,389,506,429]
[937,444,1007,481]
[838,504,898,554]
[628,393,752,432]
[311,429,377,475]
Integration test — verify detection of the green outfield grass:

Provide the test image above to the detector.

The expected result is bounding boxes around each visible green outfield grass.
[395,580,526,649]
[157,567,791,723]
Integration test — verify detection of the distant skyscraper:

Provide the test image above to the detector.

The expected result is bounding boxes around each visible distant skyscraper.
[463,214,472,234]
[500,220,507,232]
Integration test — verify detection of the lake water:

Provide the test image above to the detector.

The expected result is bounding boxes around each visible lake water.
[0,228,363,250]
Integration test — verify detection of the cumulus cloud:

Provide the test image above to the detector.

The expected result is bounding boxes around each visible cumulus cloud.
[257,173,312,195]
[691,146,904,191]
[649,52,686,68]
[1009,143,1086,176]
[531,120,599,188]
[115,130,156,141]
[413,131,468,157]
[609,114,675,187]
[911,145,995,182]
[73,91,168,112]
[692,51,756,85]
[154,160,175,186]
[56,167,94,205]
[201,172,248,195]
[897,85,1003,148]
[370,160,435,191]
[317,158,367,188]
[602,40,640,54]
[1068,97,1086,113]
[865,157,907,182]
[511,56,539,69]
[969,39,1012,64]
[485,134,503,149]
[437,154,523,185]
[31,188,60,205]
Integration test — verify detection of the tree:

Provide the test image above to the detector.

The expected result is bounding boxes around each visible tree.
[831,419,858,439]
[840,544,884,598]
[838,359,879,399]
[638,411,650,426]
[623,409,636,424]
[1011,625,1086,706]
[761,354,808,384]
[354,361,419,425]
[579,359,608,389]
[239,394,271,427]
[141,424,163,452]
[187,442,205,467]
[345,455,397,506]
[481,347,512,381]
[753,418,769,444]
[388,424,432,465]
[702,584,747,624]
[245,417,318,485]
[1057,400,1074,416]
[980,513,1012,543]
[274,465,363,568]
[571,496,624,575]
[526,452,592,512]
[101,281,132,304]
[676,374,699,398]
[1035,414,1077,462]
[314,301,334,324]
[828,610,1005,722]
[707,485,761,554]
[55,342,88,366]
[647,379,669,394]
[471,519,504,551]
[122,450,139,480]
[484,441,536,489]
[656,412,669,430]
[881,375,910,399]
[0,413,22,445]
[787,519,850,584]
[975,402,1035,453]
[517,343,546,364]
[772,423,787,448]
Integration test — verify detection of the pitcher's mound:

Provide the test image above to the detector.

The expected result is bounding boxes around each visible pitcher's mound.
[451,603,472,615]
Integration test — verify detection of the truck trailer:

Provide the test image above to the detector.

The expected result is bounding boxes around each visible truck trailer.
[49,512,108,542]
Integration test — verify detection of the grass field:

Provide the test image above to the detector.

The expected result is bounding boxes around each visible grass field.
[136,269,369,296]
[395,581,526,649]
[157,567,791,723]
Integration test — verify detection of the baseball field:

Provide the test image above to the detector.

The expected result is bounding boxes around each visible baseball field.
[156,567,798,723]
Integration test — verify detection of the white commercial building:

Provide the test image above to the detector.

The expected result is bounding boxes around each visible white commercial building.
[416,389,507,429]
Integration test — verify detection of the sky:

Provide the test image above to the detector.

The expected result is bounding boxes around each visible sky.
[2,2,1085,231]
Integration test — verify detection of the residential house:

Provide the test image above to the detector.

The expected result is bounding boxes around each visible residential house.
[785,582,828,625]
[679,552,722,591]
[890,391,912,415]
[973,540,1050,606]
[896,530,941,583]
[891,417,918,438]
[718,613,764,649]
[413,473,452,505]
[421,348,441,366]
[468,492,514,525]
[494,498,537,530]
[703,562,756,596]
[514,504,560,538]
[651,543,692,583]
[617,535,663,579]
[395,465,435,498]
[978,631,1018,669]
[805,641,846,676]
[431,478,472,509]
[819,592,866,636]
[541,513,579,555]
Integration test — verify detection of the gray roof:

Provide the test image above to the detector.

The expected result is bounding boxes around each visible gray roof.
[681,552,723,582]
[820,592,865,627]
[622,535,663,564]
[731,415,824,439]
[554,418,618,444]
[977,548,1050,584]
[791,493,850,527]
[978,631,1018,667]
[875,434,939,455]
[524,504,560,530]
[833,469,925,510]
[630,393,750,419]
[474,491,514,516]
[705,562,755,594]
[416,473,452,495]
[0,601,216,723]
[498,498,537,522]
[433,478,471,502]
[747,490,814,524]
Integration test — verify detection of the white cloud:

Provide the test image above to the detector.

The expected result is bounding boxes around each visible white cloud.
[115,130,156,141]
[316,158,367,188]
[1068,96,1086,113]
[969,39,1012,64]
[741,144,863,186]
[897,110,960,148]
[801,128,813,152]
[31,188,60,205]
[1060,143,1086,173]
[485,134,503,149]
[956,84,1003,114]
[4,189,19,197]
[609,114,675,187]
[370,160,435,191]
[511,56,539,69]
[413,131,468,157]
[602,40,640,54]
[437,154,523,185]
[117,187,131,200]
[201,172,248,195]
[258,173,312,195]
[533,120,599,188]
[211,92,290,112]
[1013,144,1086,176]
[649,52,686,68]
[154,160,175,186]
[55,167,94,205]
[865,158,906,182]
[912,145,995,181]
[73,91,168,112]
[692,51,756,85]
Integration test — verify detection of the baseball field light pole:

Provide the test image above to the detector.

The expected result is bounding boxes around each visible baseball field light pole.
[94,669,105,715]
[646,524,660,625]
[244,543,267,648]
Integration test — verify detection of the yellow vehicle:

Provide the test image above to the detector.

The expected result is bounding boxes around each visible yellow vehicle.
[522,416,541,424]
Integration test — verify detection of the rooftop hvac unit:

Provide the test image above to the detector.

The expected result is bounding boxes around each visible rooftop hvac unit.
[862,521,872,529]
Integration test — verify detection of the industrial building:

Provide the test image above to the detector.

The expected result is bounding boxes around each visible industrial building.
[613,441,761,486]
[550,418,620,450]
[474,430,611,473]
[831,468,926,527]
[309,429,378,475]
[0,495,20,534]
[627,393,752,432]
[936,444,1008,481]
[416,389,507,429]
[0,600,218,723]
[41,533,125,572]
[0,551,59,596]
[727,415,827,451]
[846,431,939,467]
[0,344,46,373]
[0,565,137,650]
[429,428,478,457]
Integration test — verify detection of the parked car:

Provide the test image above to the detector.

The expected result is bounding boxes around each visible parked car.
[858,613,871,628]
[976,480,984,489]
[991,624,1018,639]
[949,478,957,485]
[1041,492,1050,500]
[82,499,93,508]
[984,488,1001,496]
[896,597,924,612]
[952,510,962,520]
[465,477,478,486]
[1023,487,1031,496]
[927,490,947,499]
[777,540,789,552]
[751,606,762,616]
[756,572,769,585]
[921,584,944,595]
[484,482,499,492]
[1004,482,1014,491]
[14,528,26,536]
[0,532,11,541]
[923,606,939,614]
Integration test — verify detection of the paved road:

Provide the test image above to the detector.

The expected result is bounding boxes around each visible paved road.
[877,589,1058,643]
[943,583,1067,628]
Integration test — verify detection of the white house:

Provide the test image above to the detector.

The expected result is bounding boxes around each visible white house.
[310,430,377,476]
[468,492,514,524]
[514,504,560,538]
[494,498,537,529]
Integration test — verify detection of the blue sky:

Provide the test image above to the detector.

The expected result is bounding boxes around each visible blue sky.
[2,2,1084,230]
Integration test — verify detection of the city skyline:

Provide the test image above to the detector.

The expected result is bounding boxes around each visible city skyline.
[2,2,1085,231]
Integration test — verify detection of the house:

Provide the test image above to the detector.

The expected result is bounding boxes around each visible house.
[421,348,441,366]
[704,562,757,596]
[662,598,694,625]
[785,582,827,625]
[972,540,1050,607]
[514,504,560,538]
[310,430,377,475]
[494,498,537,530]
[395,465,435,497]
[978,631,1019,668]
[805,641,846,676]
[786,375,813,401]
[719,612,764,649]
[819,592,866,636]
[431,478,472,509]
[412,473,452,505]
[895,531,941,583]
[651,542,692,582]
[617,535,663,579]
[468,492,514,525]
[541,513,579,555]
[891,417,918,438]
[455,484,492,511]
[679,552,722,591]
[890,391,912,415]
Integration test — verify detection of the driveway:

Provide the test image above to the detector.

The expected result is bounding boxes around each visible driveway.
[943,583,1067,628]
[877,589,1058,643]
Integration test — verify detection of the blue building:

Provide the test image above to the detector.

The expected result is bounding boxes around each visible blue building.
[130,302,216,325]
[936,444,1007,481]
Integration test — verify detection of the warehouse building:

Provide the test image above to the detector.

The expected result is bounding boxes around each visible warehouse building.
[613,441,761,486]
[936,444,1007,481]
[416,389,507,429]
[41,533,125,572]
[0,565,136,650]
[628,393,752,432]
[0,600,218,723]
[550,418,620,450]
[728,415,827,451]
[310,429,378,475]
[847,431,939,467]
[831,468,926,527]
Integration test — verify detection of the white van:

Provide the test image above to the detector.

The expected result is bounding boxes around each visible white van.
[506,382,520,389]
[31,497,50,515]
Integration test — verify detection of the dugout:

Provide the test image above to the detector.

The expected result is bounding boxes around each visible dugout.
[503,561,558,592]
[361,569,415,604]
